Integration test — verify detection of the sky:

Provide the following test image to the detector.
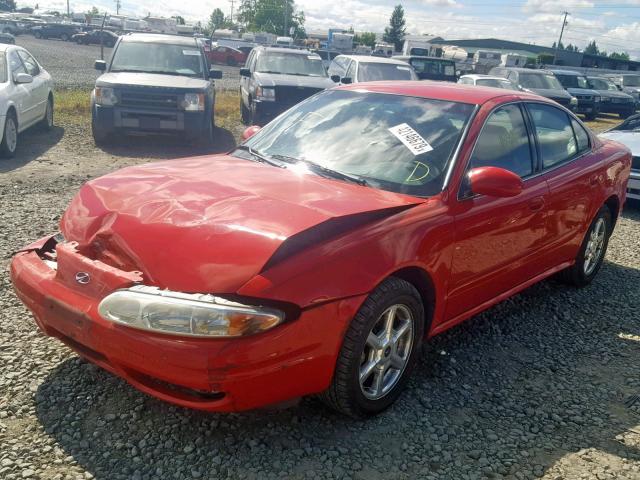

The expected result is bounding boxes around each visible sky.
[20,0,640,60]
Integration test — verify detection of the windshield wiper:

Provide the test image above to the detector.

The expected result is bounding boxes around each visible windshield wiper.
[270,154,368,186]
[234,145,285,168]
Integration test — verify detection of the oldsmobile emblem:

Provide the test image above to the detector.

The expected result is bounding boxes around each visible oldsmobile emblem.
[75,272,91,285]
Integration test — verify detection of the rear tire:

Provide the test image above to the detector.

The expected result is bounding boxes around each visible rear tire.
[585,112,597,121]
[0,111,18,158]
[60,33,69,41]
[34,31,42,39]
[559,205,612,287]
[319,277,424,418]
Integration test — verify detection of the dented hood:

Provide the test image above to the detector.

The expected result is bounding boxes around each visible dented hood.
[61,155,423,293]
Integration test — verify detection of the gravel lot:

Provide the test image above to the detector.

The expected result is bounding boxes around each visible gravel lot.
[0,111,639,480]
[16,35,242,91]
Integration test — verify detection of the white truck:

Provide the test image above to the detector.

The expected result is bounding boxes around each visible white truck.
[402,37,436,57]
[276,36,294,47]
[374,43,394,57]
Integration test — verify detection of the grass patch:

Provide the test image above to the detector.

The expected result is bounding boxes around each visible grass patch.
[53,88,241,131]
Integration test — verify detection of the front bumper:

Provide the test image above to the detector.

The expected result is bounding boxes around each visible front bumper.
[574,101,599,116]
[599,100,635,115]
[10,236,362,412]
[628,171,640,200]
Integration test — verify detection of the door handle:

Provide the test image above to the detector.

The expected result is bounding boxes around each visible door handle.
[529,197,545,212]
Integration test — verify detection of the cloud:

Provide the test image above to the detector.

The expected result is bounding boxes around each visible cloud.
[522,0,593,13]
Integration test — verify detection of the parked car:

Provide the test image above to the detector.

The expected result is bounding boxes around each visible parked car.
[394,56,457,82]
[328,55,418,84]
[206,44,247,66]
[587,76,636,119]
[311,49,341,70]
[599,114,640,201]
[458,74,519,90]
[31,23,80,41]
[91,33,222,146]
[603,74,640,107]
[72,30,119,48]
[0,44,54,157]
[490,67,577,111]
[11,83,630,417]
[0,32,15,45]
[548,69,601,120]
[240,47,335,125]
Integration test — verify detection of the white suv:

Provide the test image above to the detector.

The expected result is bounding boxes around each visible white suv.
[0,44,54,157]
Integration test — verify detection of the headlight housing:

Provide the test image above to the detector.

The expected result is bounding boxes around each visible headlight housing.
[594,95,601,103]
[182,93,205,111]
[570,96,578,106]
[98,286,285,337]
[256,86,275,102]
[95,86,118,106]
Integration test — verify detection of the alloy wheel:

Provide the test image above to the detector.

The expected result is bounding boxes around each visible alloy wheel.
[5,117,17,153]
[584,217,606,276]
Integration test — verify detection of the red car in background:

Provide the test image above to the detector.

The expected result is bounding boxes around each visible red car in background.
[11,83,631,418]
[206,44,247,66]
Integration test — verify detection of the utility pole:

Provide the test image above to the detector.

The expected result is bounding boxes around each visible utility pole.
[115,0,121,15]
[66,0,70,17]
[284,0,289,36]
[229,0,235,23]
[554,11,569,65]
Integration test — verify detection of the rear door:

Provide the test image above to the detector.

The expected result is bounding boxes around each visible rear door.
[446,103,551,321]
[524,102,603,269]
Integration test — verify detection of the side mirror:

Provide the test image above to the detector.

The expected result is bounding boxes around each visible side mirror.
[95,60,107,71]
[209,69,222,80]
[330,74,341,83]
[240,68,251,78]
[242,125,261,141]
[467,166,523,198]
[341,77,352,85]
[14,73,33,84]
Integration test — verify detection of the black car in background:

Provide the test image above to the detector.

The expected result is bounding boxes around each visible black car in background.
[490,67,577,111]
[587,76,636,118]
[91,33,222,146]
[73,30,119,48]
[394,55,457,82]
[31,23,81,41]
[240,47,335,125]
[548,69,601,120]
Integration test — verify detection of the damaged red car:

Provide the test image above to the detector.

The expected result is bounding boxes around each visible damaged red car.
[11,83,631,417]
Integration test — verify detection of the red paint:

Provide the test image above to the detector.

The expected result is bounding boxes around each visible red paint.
[205,46,247,67]
[10,83,632,412]
[241,125,261,141]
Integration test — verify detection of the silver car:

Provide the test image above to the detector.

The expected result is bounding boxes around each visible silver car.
[599,114,640,201]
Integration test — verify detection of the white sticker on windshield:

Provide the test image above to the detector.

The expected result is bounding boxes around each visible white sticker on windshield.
[308,55,321,60]
[396,66,412,71]
[183,50,200,56]
[389,123,433,156]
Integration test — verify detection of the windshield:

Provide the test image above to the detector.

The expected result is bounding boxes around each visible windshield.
[110,42,204,78]
[519,72,563,90]
[588,77,619,91]
[410,59,455,77]
[622,76,640,87]
[358,63,416,82]
[555,74,588,89]
[256,52,326,77]
[476,78,518,90]
[409,48,430,56]
[241,90,475,197]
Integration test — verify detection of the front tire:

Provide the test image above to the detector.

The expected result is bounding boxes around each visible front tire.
[320,277,424,418]
[560,205,612,287]
[60,33,69,42]
[40,97,54,130]
[0,111,18,158]
[240,95,251,125]
[92,118,110,146]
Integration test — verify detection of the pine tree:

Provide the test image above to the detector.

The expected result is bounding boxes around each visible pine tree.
[383,5,406,52]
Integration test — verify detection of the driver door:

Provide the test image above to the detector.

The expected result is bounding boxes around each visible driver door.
[7,50,35,127]
[445,103,551,321]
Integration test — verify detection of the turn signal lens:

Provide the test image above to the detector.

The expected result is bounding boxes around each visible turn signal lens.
[98,286,284,337]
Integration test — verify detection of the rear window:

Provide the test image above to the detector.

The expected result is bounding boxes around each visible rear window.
[410,59,455,77]
[256,52,326,77]
[555,74,588,89]
[358,63,416,82]
[519,73,563,90]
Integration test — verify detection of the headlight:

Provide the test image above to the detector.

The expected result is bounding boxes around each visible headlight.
[98,286,284,337]
[570,96,578,106]
[594,95,601,103]
[182,93,205,111]
[256,86,275,102]
[95,87,117,106]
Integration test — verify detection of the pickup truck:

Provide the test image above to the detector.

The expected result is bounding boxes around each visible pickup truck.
[91,33,222,146]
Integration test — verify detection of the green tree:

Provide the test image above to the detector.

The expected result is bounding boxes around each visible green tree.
[237,0,255,27]
[87,6,100,15]
[610,51,630,60]
[0,0,16,11]
[383,4,406,52]
[355,31,377,48]
[173,15,185,25]
[208,8,226,32]
[584,40,599,55]
[251,0,305,37]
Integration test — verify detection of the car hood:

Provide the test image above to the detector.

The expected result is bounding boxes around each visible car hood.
[598,90,634,100]
[599,130,640,154]
[528,88,572,100]
[254,72,335,89]
[565,88,600,96]
[96,72,209,90]
[60,155,423,294]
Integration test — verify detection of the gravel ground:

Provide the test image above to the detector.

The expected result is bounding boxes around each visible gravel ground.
[16,35,242,91]
[0,116,639,480]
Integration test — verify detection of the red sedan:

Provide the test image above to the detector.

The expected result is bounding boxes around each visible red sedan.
[206,45,247,66]
[11,83,631,417]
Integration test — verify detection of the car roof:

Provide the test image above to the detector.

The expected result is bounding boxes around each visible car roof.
[337,81,543,105]
[393,55,452,61]
[0,43,11,53]
[548,69,583,76]
[339,55,412,65]
[256,46,311,55]
[121,33,199,46]
[496,67,552,75]
[461,74,509,80]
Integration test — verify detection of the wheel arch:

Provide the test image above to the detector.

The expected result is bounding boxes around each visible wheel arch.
[604,194,620,228]
[388,266,436,337]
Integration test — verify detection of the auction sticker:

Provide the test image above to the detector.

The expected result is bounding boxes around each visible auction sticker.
[183,50,201,56]
[389,123,433,155]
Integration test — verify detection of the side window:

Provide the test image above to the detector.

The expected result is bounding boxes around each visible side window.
[469,104,533,178]
[18,51,39,76]
[7,50,26,77]
[527,103,578,169]
[571,118,590,153]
